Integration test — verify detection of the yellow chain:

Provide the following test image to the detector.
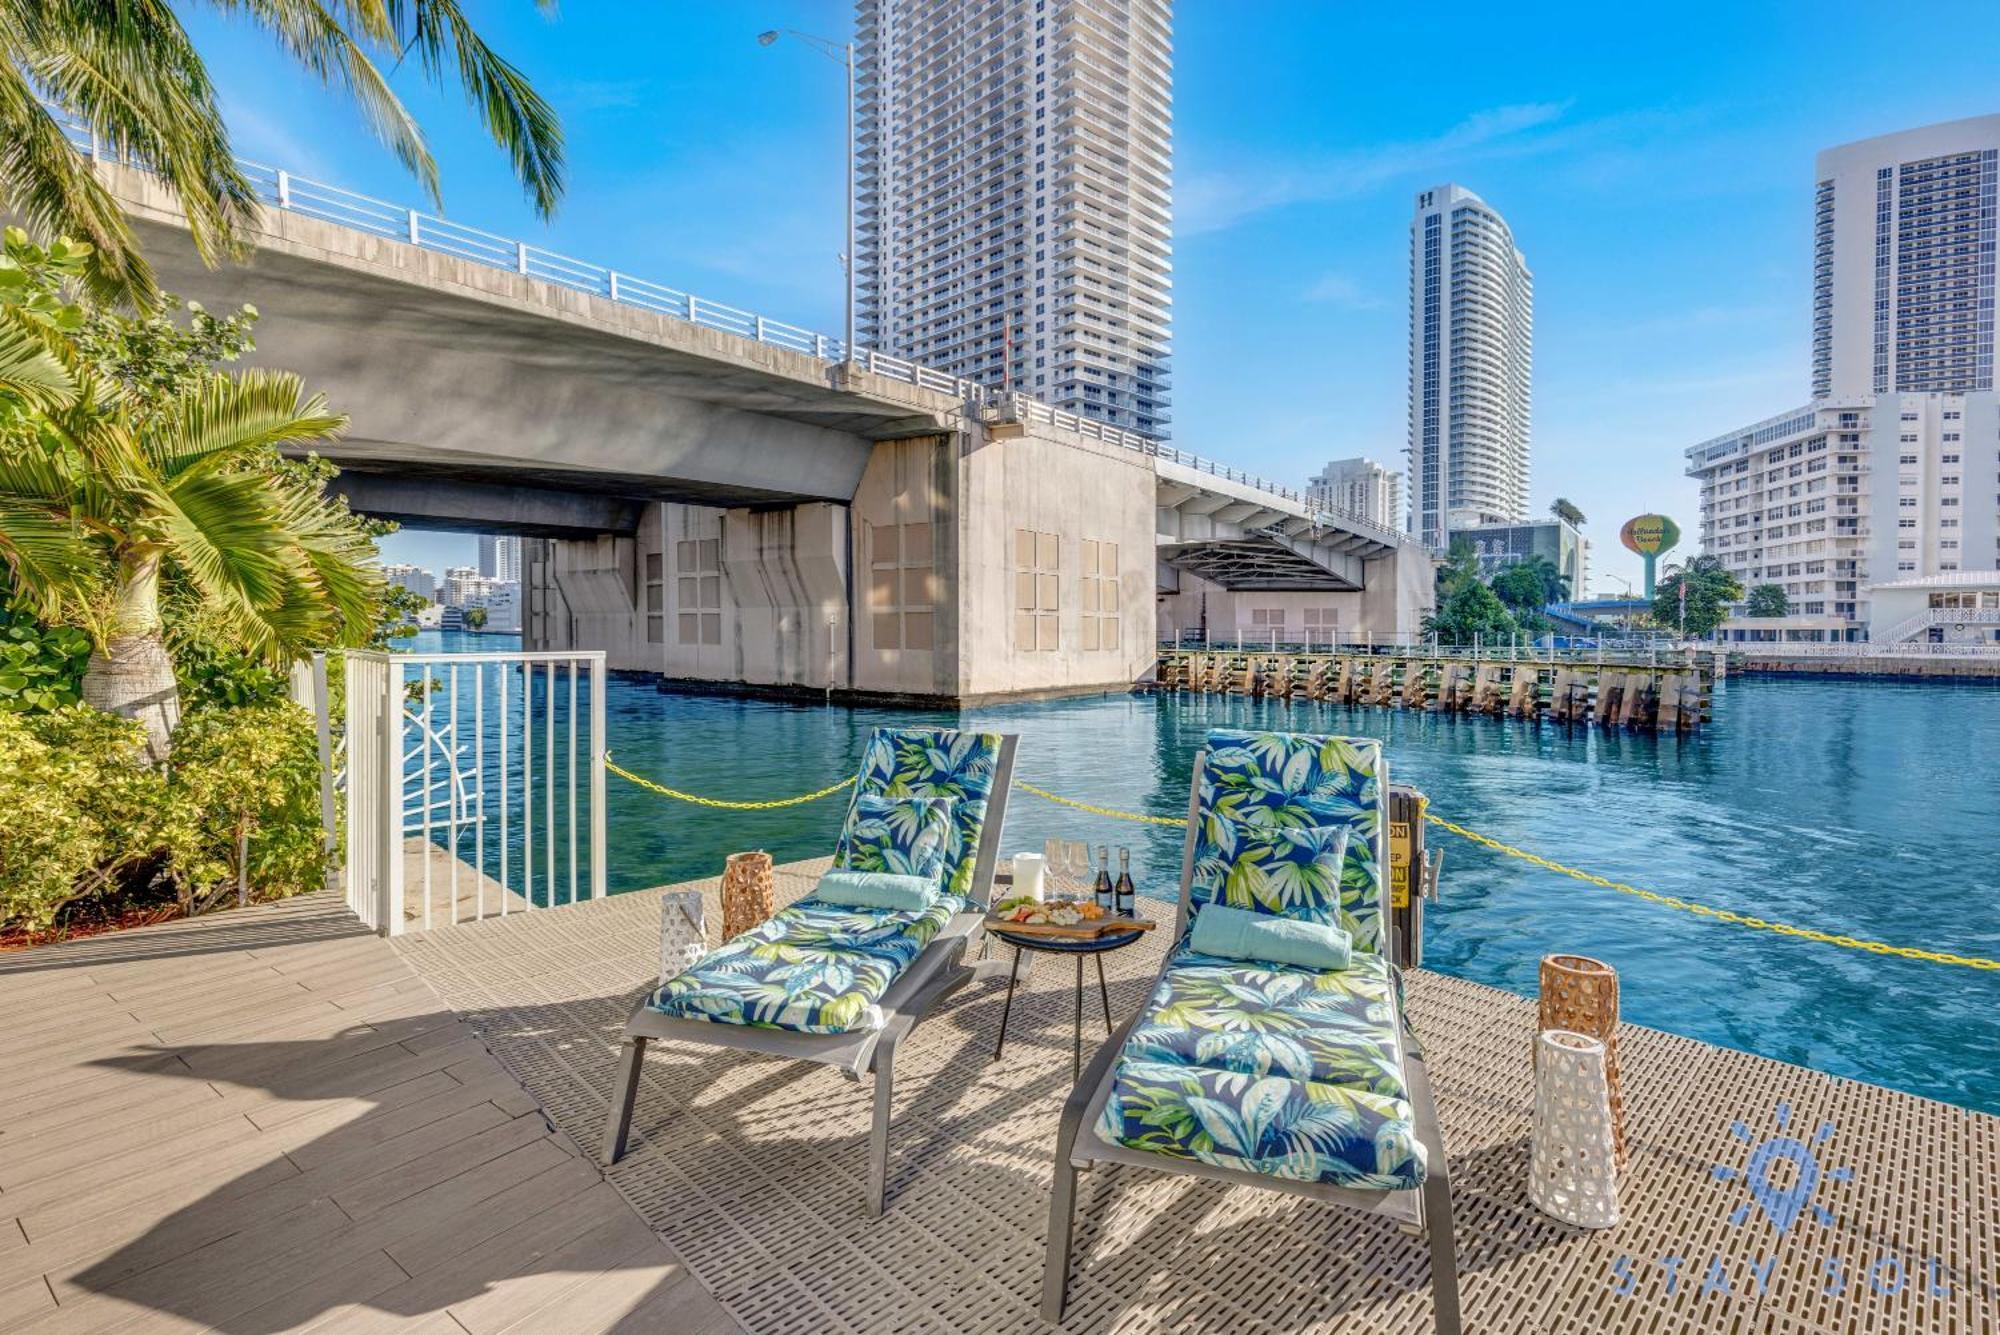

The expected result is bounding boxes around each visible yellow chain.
[1014,780,1189,826]
[603,754,855,810]
[1420,813,2000,972]
[601,760,2000,971]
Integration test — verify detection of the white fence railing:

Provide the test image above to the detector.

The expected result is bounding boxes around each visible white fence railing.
[343,650,606,936]
[45,104,1391,538]
[1739,640,2000,660]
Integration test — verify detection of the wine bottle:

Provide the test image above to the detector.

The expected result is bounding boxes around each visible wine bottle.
[1114,847,1135,918]
[1093,845,1113,913]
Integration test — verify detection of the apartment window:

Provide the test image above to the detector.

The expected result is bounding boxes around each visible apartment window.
[1014,529,1060,652]
[870,522,934,652]
[1079,539,1120,652]
[675,538,722,646]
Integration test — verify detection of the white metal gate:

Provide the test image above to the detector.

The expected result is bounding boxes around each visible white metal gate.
[343,650,607,935]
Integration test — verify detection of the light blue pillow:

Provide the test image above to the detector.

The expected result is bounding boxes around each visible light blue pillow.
[814,869,939,913]
[1190,903,1353,971]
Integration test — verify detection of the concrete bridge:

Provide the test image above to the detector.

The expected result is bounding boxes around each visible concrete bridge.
[85,150,1433,703]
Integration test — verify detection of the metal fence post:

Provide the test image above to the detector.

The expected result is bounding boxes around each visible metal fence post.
[406,209,420,245]
[608,270,620,302]
[589,654,607,899]
[312,652,336,883]
[515,241,528,274]
[276,169,290,209]
[379,660,405,934]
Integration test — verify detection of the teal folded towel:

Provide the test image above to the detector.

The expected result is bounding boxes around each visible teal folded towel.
[1191,904,1352,971]
[814,869,939,912]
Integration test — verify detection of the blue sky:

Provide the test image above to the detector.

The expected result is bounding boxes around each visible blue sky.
[180,1,1998,593]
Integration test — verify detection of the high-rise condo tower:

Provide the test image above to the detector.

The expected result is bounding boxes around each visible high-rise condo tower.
[1407,183,1533,551]
[855,0,1173,437]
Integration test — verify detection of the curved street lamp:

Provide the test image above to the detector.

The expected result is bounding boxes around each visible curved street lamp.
[756,28,856,365]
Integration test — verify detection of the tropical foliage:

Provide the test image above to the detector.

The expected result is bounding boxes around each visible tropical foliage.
[0,702,324,933]
[1746,583,1790,618]
[0,230,381,760]
[0,0,564,308]
[0,597,88,710]
[1653,554,1745,638]
[1550,497,1586,527]
[1422,579,1518,646]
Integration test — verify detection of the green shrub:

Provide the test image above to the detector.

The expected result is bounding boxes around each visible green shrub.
[0,709,164,929]
[0,607,90,713]
[0,702,328,934]
[161,703,328,909]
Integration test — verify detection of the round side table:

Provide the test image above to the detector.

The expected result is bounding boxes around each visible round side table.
[988,927,1146,1079]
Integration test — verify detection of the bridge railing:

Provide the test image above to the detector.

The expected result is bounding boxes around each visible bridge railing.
[52,105,1404,538]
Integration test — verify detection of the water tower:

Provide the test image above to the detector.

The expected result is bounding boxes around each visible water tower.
[1619,514,1681,598]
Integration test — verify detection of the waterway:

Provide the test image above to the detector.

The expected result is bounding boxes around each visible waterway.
[410,631,2000,1115]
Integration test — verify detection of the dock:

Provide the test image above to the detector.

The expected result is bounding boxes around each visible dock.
[4,866,1995,1332]
[1157,647,1714,731]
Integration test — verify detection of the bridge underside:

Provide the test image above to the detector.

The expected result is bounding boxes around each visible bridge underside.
[1159,537,1360,591]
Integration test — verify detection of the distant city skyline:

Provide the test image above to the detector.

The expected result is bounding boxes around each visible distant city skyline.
[176,1,2000,592]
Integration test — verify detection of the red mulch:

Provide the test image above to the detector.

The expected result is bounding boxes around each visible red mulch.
[0,901,186,952]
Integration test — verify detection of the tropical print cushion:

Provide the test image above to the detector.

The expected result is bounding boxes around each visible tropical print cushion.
[1194,730,1384,952]
[832,794,952,881]
[1097,1056,1424,1191]
[1122,940,1404,1098]
[844,727,1004,897]
[649,892,968,1034]
[1189,821,1351,931]
[1097,939,1423,1189]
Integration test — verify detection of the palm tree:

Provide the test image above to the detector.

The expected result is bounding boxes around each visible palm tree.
[1,0,563,307]
[1,367,378,761]
[1550,497,1586,527]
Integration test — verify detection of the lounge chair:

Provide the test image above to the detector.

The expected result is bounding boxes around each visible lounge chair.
[1040,729,1461,1331]
[602,725,1017,1217]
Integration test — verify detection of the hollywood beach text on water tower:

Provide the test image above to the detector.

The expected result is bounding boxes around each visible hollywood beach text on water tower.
[1620,513,1681,598]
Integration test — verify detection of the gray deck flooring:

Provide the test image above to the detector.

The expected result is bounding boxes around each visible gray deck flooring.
[0,892,740,1335]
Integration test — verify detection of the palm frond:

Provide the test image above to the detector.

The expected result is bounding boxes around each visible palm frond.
[380,0,565,217]
[209,0,440,208]
[0,71,156,307]
[152,465,294,642]
[147,369,346,480]
[0,318,76,410]
[18,0,258,270]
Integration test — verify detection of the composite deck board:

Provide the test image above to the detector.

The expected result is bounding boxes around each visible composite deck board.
[0,891,742,1334]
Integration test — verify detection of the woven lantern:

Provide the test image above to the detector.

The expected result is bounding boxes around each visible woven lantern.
[1528,1029,1621,1228]
[721,851,775,940]
[1538,954,1625,1165]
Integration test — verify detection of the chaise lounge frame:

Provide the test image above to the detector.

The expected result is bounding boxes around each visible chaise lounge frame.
[1039,748,1461,1332]
[602,732,1018,1218]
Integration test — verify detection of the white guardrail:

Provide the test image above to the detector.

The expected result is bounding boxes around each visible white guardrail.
[51,107,1404,546]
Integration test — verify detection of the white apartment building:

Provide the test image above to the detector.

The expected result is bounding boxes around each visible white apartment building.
[381,563,437,603]
[1306,457,1404,532]
[1812,115,1999,399]
[1687,114,2000,643]
[1408,183,1533,551]
[1685,393,2000,639]
[477,534,522,583]
[855,0,1172,436]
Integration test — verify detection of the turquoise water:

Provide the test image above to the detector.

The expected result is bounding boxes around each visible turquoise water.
[412,633,2000,1114]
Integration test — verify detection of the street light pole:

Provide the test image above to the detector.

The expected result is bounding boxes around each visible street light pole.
[758,28,856,364]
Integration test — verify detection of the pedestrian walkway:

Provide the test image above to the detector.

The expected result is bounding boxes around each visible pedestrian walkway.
[0,891,740,1334]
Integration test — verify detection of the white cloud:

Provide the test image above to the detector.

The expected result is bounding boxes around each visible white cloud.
[1180,100,1573,234]
[1302,272,1386,309]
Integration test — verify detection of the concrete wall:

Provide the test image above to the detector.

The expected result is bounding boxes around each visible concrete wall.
[525,423,1161,702]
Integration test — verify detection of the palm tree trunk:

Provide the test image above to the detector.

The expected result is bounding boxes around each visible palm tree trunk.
[80,544,181,764]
